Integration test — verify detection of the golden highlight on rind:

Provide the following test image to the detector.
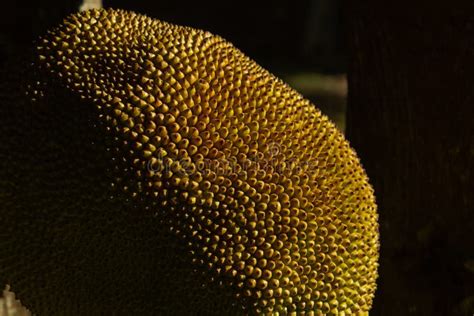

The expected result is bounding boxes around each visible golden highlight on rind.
[7,8,378,315]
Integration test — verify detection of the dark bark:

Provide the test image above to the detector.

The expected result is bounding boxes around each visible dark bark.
[345,3,474,315]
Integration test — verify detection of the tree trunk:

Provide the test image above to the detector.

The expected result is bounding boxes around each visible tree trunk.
[345,3,474,315]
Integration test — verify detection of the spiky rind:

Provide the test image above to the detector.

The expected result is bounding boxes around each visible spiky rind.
[4,8,378,315]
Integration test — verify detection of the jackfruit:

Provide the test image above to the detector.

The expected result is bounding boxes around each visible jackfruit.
[0,8,379,315]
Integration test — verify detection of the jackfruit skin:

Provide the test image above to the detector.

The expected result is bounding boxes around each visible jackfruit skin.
[0,8,379,315]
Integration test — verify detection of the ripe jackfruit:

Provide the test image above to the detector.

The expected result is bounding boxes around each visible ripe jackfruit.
[0,8,379,315]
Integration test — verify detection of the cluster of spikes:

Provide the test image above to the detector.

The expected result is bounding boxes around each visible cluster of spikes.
[26,8,378,315]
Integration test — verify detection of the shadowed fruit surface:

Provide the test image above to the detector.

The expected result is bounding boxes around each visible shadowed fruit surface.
[0,8,378,315]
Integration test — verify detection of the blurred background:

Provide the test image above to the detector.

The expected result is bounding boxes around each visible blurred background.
[0,0,347,130]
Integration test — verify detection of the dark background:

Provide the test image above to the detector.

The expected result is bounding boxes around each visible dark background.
[0,0,347,129]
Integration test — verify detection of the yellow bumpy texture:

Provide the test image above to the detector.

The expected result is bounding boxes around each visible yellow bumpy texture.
[2,8,378,315]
